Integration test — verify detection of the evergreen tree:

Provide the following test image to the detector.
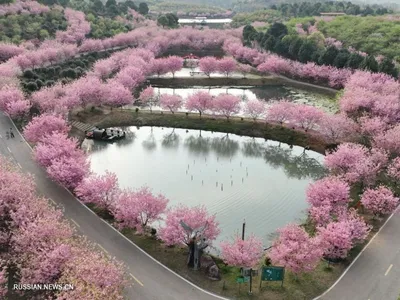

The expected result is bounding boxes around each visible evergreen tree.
[298,40,317,63]
[318,46,339,66]
[243,25,257,42]
[378,57,399,78]
[288,37,304,60]
[105,0,116,7]
[264,35,276,51]
[138,2,149,15]
[274,38,290,58]
[360,55,379,72]
[312,51,322,65]
[267,22,288,39]
[346,52,364,69]
[333,51,350,68]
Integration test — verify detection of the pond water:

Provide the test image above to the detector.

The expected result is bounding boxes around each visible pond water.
[85,127,326,250]
[140,85,338,114]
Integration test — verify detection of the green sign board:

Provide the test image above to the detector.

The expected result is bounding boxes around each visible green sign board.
[236,276,250,283]
[261,266,285,281]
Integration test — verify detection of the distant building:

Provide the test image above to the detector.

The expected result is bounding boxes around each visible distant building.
[178,18,232,29]
[320,12,346,16]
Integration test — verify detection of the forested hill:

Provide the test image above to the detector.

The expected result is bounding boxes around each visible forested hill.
[152,0,399,11]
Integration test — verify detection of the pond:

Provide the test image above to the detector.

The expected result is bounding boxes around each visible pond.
[84,127,326,250]
[140,85,338,114]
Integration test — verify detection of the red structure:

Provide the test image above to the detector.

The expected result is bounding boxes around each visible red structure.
[183,53,199,60]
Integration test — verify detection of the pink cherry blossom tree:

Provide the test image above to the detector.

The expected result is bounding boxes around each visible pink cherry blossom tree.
[24,114,70,144]
[237,63,252,78]
[185,91,213,118]
[199,56,219,77]
[257,55,292,75]
[0,155,126,299]
[292,104,324,131]
[139,86,157,113]
[266,100,296,125]
[358,116,388,138]
[160,94,183,114]
[244,99,266,121]
[75,171,119,211]
[0,43,25,62]
[56,8,91,44]
[57,244,125,300]
[114,66,145,90]
[217,57,236,77]
[0,85,25,113]
[361,186,399,216]
[34,133,80,168]
[165,56,183,78]
[269,224,324,274]
[33,132,90,189]
[159,205,220,246]
[214,94,241,120]
[373,125,400,155]
[318,113,358,143]
[307,176,351,225]
[46,154,90,190]
[324,143,388,185]
[318,221,352,259]
[339,208,371,243]
[150,58,169,77]
[5,99,30,119]
[307,176,350,208]
[316,211,370,261]
[92,58,120,80]
[112,187,169,232]
[220,234,263,268]
[11,201,74,284]
[387,157,400,181]
[104,82,133,108]
[69,76,106,108]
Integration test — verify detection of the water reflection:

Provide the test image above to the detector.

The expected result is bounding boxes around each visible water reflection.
[142,127,157,151]
[184,132,211,155]
[87,127,325,246]
[162,128,180,149]
[242,138,266,158]
[210,134,240,158]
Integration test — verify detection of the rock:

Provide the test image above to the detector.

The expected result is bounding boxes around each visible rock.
[207,265,221,281]
[201,256,220,281]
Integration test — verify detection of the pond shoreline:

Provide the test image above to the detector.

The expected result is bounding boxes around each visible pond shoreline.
[72,108,328,155]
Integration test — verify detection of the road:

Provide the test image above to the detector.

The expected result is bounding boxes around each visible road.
[316,213,400,300]
[0,113,227,300]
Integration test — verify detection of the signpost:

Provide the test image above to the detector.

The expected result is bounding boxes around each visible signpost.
[236,275,249,293]
[260,266,285,289]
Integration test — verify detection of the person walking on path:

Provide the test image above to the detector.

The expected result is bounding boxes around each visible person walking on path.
[9,128,14,138]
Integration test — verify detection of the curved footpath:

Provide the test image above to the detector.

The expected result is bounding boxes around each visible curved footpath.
[1,111,399,300]
[0,112,227,300]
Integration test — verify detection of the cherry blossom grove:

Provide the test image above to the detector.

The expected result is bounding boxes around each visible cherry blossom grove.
[0,0,399,289]
[0,157,125,299]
